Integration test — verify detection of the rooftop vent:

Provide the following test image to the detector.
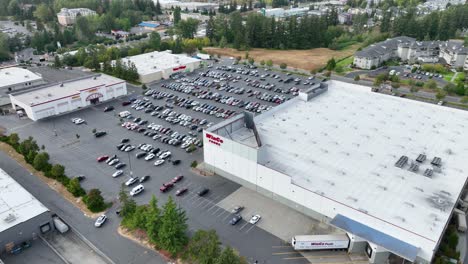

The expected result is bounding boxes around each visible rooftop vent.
[4,72,9,75]
[93,76,97,80]
[60,83,64,87]
[298,83,328,102]
[408,162,419,172]
[416,154,426,163]
[395,155,408,168]
[431,157,442,167]
[3,214,16,223]
[47,93,52,97]
[424,168,434,178]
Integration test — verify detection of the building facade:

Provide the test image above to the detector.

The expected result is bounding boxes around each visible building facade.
[203,81,468,264]
[9,74,126,121]
[0,168,54,254]
[119,51,200,83]
[57,8,96,26]
[0,66,45,107]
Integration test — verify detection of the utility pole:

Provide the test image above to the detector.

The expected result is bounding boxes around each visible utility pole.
[127,152,133,177]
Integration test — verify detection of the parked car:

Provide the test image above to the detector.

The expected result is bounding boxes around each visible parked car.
[73,175,86,182]
[104,106,114,112]
[176,187,188,196]
[249,214,261,224]
[97,155,109,162]
[112,170,123,178]
[135,152,147,159]
[94,215,107,227]
[231,205,244,214]
[122,101,131,106]
[172,160,181,165]
[125,177,139,186]
[160,182,174,192]
[95,131,107,137]
[121,138,130,143]
[197,188,209,196]
[130,184,144,196]
[115,163,126,169]
[171,175,184,184]
[144,153,155,161]
[154,159,165,166]
[229,214,242,225]
[108,159,119,166]
[139,175,151,183]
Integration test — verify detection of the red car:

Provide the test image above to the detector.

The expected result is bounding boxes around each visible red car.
[171,175,184,184]
[97,155,109,162]
[160,182,174,192]
[176,188,188,196]
[122,101,131,106]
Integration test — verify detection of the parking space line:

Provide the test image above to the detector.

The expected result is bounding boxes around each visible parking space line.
[201,200,215,209]
[210,206,222,215]
[222,212,232,221]
[244,224,256,234]
[207,203,219,212]
[238,222,249,231]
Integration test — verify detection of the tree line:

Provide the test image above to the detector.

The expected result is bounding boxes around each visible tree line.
[205,10,362,50]
[0,133,110,213]
[381,5,468,41]
[119,189,248,263]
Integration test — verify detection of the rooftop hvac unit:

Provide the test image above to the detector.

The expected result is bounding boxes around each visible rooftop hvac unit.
[3,214,16,223]
[47,93,52,97]
[416,154,426,163]
[395,155,408,168]
[60,83,64,87]
[431,157,442,167]
[24,75,29,78]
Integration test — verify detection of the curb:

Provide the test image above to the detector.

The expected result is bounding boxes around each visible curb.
[39,235,71,264]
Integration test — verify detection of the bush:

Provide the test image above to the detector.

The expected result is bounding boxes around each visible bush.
[33,152,50,172]
[354,75,360,81]
[67,178,86,197]
[83,189,108,212]
[190,160,198,168]
[279,63,287,69]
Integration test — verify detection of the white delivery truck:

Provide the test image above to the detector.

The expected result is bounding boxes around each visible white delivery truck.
[457,212,467,232]
[292,234,350,250]
[53,217,69,234]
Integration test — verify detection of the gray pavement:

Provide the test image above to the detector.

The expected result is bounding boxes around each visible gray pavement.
[0,59,319,264]
[0,237,65,264]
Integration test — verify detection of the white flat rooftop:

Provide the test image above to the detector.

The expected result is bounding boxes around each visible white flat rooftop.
[231,80,468,258]
[10,74,123,106]
[0,67,42,88]
[0,168,48,233]
[120,51,200,75]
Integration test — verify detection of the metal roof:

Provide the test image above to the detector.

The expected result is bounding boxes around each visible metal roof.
[0,168,48,232]
[0,67,43,89]
[138,22,160,28]
[331,214,419,261]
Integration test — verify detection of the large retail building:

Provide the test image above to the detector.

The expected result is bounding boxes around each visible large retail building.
[0,168,54,253]
[9,74,126,121]
[119,51,201,83]
[203,80,468,264]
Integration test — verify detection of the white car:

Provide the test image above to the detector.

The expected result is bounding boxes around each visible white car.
[144,153,155,161]
[249,214,261,224]
[108,158,119,166]
[130,184,144,196]
[125,177,138,186]
[71,118,85,124]
[112,170,123,178]
[159,151,171,159]
[154,159,165,166]
[94,214,107,227]
[124,145,135,152]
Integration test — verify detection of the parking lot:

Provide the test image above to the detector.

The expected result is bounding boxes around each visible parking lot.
[0,58,328,264]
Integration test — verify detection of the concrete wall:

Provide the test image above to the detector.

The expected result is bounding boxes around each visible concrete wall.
[1,79,44,94]
[0,211,54,253]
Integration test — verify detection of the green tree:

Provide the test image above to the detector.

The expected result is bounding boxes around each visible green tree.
[145,195,161,244]
[248,57,254,65]
[260,60,265,66]
[75,16,93,42]
[67,178,86,197]
[158,197,188,256]
[214,246,243,264]
[173,7,182,24]
[435,89,447,100]
[149,32,161,50]
[279,63,287,69]
[177,18,199,39]
[266,59,273,67]
[33,152,50,171]
[84,189,107,212]
[425,80,438,90]
[125,205,148,230]
[8,133,20,148]
[54,56,62,68]
[34,4,51,23]
[354,75,360,81]
[186,229,221,264]
[50,164,65,179]
[326,58,336,71]
[0,33,10,61]
[155,0,162,15]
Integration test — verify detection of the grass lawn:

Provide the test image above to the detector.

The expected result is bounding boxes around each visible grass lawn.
[443,72,455,82]
[336,56,354,68]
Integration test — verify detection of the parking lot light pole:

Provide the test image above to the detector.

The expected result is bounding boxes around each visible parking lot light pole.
[127,152,133,177]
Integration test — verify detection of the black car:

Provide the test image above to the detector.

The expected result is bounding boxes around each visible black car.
[197,188,209,196]
[95,131,107,137]
[117,143,125,149]
[104,106,114,112]
[229,214,242,225]
[135,152,147,159]
[172,160,181,165]
[121,138,130,143]
[73,175,86,181]
[139,175,151,183]
[115,163,126,169]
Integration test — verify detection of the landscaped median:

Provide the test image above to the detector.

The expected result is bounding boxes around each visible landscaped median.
[0,133,111,217]
[117,188,248,264]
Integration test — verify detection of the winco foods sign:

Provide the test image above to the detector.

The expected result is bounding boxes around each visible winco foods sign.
[205,133,224,146]
[296,240,349,250]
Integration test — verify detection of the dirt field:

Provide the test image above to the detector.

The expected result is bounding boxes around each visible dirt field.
[205,45,359,71]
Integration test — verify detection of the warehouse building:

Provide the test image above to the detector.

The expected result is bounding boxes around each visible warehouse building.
[203,80,468,264]
[156,0,217,11]
[0,168,54,254]
[9,74,126,121]
[0,66,44,106]
[119,51,201,83]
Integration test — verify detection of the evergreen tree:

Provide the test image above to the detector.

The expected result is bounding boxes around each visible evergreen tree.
[173,7,181,24]
[158,197,188,256]
[214,246,242,264]
[145,195,161,244]
[155,0,162,15]
[186,229,221,264]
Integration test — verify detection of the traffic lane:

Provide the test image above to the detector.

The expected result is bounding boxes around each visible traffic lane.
[0,151,166,264]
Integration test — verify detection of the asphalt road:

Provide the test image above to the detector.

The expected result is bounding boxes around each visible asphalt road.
[0,59,317,264]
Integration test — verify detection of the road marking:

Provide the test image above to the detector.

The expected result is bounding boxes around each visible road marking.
[207,203,219,212]
[273,252,302,255]
[222,212,232,221]
[201,200,215,209]
[272,246,292,248]
[8,121,35,132]
[238,222,249,231]
[244,224,256,234]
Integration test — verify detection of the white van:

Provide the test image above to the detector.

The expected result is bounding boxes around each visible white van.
[119,111,131,118]
[130,184,144,196]
[53,217,69,233]
[389,70,396,75]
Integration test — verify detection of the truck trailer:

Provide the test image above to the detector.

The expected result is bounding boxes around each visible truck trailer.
[53,217,69,234]
[457,212,467,232]
[291,234,350,250]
